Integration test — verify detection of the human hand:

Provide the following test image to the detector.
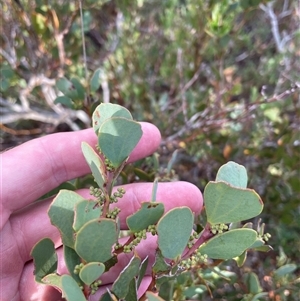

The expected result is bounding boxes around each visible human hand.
[0,123,203,301]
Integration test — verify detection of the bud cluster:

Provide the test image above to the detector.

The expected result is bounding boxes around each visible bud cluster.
[210,223,229,235]
[114,242,123,250]
[90,280,102,294]
[260,232,271,242]
[123,229,148,253]
[74,263,85,274]
[110,188,126,203]
[181,252,208,270]
[187,231,201,248]
[105,158,115,172]
[95,144,101,153]
[115,226,156,252]
[106,207,121,219]
[89,186,105,204]
[147,224,157,235]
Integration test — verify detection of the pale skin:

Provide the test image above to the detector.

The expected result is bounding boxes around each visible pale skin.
[0,122,203,301]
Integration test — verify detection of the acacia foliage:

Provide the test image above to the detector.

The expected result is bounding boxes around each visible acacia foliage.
[1,0,299,300]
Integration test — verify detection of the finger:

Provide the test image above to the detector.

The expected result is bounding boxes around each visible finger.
[1,122,161,221]
[77,181,203,229]
[9,181,202,264]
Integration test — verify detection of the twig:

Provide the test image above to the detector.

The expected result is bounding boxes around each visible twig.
[260,2,284,53]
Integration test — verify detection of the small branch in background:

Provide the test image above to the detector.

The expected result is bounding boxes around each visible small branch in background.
[1,96,90,131]
[165,84,299,143]
[0,73,91,131]
[79,0,89,90]
[101,80,110,103]
[175,64,202,103]
[259,1,294,53]
[260,2,284,53]
[0,123,42,136]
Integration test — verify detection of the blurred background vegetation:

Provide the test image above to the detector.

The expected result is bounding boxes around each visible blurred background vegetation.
[1,0,299,300]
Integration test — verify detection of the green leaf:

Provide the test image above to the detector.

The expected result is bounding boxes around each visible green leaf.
[42,273,62,290]
[99,290,115,301]
[103,255,118,271]
[73,199,102,232]
[184,285,207,298]
[234,251,247,267]
[216,161,248,188]
[56,77,78,99]
[244,272,263,294]
[61,274,86,301]
[90,68,104,93]
[54,96,74,108]
[92,103,133,134]
[274,264,297,278]
[251,292,269,301]
[137,256,149,288]
[71,77,85,100]
[248,238,265,249]
[253,245,273,252]
[98,117,142,168]
[126,202,164,232]
[157,207,194,260]
[112,255,141,299]
[134,168,153,181]
[75,218,118,263]
[146,292,165,301]
[31,238,57,283]
[81,142,107,190]
[204,181,263,224]
[152,249,171,274]
[125,278,138,301]
[197,229,258,259]
[48,190,85,248]
[63,245,83,285]
[79,262,105,285]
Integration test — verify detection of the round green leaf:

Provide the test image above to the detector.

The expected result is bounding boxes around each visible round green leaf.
[126,202,164,232]
[81,142,107,190]
[204,181,263,224]
[61,274,86,301]
[54,96,74,108]
[216,161,248,188]
[98,117,142,168]
[73,199,102,232]
[75,218,118,263]
[197,229,257,260]
[79,262,105,285]
[42,273,62,290]
[157,207,194,260]
[56,77,78,99]
[92,103,133,134]
[48,190,85,248]
[31,238,57,283]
